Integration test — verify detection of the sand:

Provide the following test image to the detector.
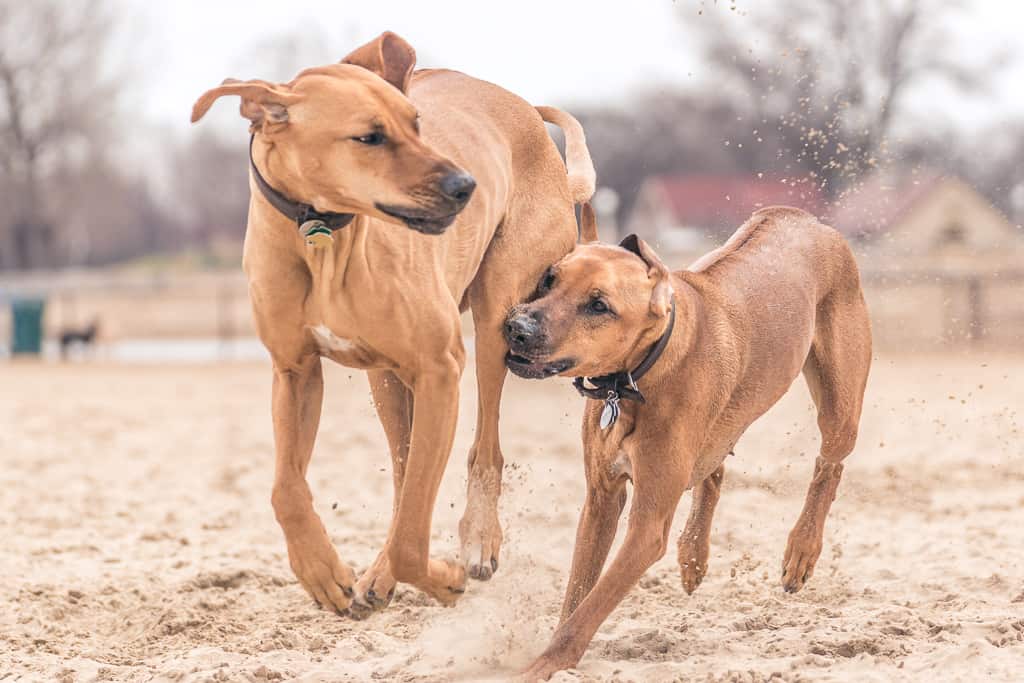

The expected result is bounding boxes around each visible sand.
[1,353,1022,682]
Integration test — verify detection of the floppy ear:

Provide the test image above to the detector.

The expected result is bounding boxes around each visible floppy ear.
[619,234,674,317]
[341,31,417,93]
[190,78,303,134]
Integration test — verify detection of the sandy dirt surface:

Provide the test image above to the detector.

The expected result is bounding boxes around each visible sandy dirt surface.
[1,353,1022,682]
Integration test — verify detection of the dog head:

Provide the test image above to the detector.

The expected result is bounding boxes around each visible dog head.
[504,235,675,380]
[191,31,475,235]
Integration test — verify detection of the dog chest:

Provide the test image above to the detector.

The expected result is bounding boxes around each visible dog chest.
[307,322,383,368]
[311,324,356,353]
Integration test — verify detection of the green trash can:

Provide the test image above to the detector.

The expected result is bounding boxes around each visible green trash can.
[11,297,46,355]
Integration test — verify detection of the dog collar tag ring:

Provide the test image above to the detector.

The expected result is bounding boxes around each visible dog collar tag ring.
[300,219,333,248]
[599,391,621,430]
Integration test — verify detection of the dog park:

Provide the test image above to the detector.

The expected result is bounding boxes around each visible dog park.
[1,2,1022,681]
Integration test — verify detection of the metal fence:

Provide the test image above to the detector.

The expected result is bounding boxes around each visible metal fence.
[1,268,1022,356]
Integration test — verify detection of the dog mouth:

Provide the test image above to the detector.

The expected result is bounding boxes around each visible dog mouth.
[375,203,460,235]
[504,351,576,379]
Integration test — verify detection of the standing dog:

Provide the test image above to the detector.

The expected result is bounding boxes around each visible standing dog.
[59,318,100,359]
[504,207,871,679]
[191,32,594,616]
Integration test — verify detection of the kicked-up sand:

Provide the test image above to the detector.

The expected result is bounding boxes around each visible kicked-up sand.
[1,352,1021,681]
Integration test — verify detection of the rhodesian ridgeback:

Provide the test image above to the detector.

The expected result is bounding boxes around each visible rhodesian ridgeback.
[504,206,871,679]
[191,32,594,617]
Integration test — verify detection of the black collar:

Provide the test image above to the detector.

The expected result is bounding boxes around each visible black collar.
[573,300,676,428]
[249,135,355,238]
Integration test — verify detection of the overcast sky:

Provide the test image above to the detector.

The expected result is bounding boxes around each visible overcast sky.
[120,0,1022,142]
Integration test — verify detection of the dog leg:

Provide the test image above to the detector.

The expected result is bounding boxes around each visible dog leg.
[677,463,724,594]
[782,456,844,593]
[559,482,627,623]
[458,210,575,582]
[782,294,869,592]
[523,457,687,680]
[386,350,468,605]
[350,369,412,619]
[270,356,356,613]
[459,320,508,581]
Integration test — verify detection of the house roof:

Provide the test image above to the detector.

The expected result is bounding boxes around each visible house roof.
[825,172,947,239]
[644,175,826,235]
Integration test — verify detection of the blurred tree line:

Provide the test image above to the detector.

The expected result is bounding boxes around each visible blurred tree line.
[583,0,1021,229]
[0,0,1019,270]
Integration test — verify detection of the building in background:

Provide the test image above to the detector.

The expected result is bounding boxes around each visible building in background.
[827,172,1024,274]
[623,175,825,264]
[622,171,1024,346]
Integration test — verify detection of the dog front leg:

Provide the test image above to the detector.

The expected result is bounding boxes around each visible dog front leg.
[386,350,468,605]
[522,457,688,681]
[270,355,355,613]
[560,481,627,623]
[678,463,724,594]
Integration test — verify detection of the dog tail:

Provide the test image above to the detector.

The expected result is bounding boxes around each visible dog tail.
[536,106,596,205]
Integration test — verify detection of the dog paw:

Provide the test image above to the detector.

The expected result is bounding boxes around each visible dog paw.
[459,504,502,581]
[677,535,710,595]
[285,532,356,614]
[517,655,570,682]
[678,558,707,595]
[419,558,467,607]
[781,533,822,593]
[349,554,397,620]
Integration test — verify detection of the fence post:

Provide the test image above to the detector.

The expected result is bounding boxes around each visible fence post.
[967,277,984,345]
[217,279,234,359]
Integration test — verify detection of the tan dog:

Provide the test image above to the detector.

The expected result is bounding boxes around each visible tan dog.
[504,206,871,679]
[191,32,594,616]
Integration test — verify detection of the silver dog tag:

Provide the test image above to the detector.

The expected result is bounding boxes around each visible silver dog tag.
[599,392,620,430]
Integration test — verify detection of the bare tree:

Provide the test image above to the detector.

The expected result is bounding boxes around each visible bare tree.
[169,27,338,247]
[172,129,249,246]
[577,93,753,228]
[685,0,1007,197]
[0,0,119,269]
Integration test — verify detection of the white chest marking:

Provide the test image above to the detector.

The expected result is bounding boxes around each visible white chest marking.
[311,324,356,353]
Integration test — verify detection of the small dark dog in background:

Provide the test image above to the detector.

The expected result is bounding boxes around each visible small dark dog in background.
[59,319,100,359]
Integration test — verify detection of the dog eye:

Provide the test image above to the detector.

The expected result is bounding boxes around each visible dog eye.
[353,132,387,146]
[588,298,610,314]
[538,268,556,292]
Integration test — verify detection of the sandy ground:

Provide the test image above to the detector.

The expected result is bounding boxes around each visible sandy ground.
[1,352,1022,682]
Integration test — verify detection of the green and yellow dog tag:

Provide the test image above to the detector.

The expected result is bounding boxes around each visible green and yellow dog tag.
[300,220,333,248]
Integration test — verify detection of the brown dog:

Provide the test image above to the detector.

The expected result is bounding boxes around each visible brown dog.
[191,32,594,616]
[504,206,871,679]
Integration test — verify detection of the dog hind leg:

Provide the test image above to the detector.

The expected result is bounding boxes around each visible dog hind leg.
[782,287,870,593]
[458,313,508,581]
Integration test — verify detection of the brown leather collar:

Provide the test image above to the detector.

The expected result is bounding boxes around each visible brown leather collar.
[249,135,355,233]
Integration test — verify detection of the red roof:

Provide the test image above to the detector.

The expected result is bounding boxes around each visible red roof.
[647,175,826,234]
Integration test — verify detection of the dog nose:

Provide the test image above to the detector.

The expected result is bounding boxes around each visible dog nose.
[505,313,539,347]
[503,315,536,348]
[439,172,476,204]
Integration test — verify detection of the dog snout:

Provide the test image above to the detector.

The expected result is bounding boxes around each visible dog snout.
[439,171,476,205]
[504,311,541,349]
